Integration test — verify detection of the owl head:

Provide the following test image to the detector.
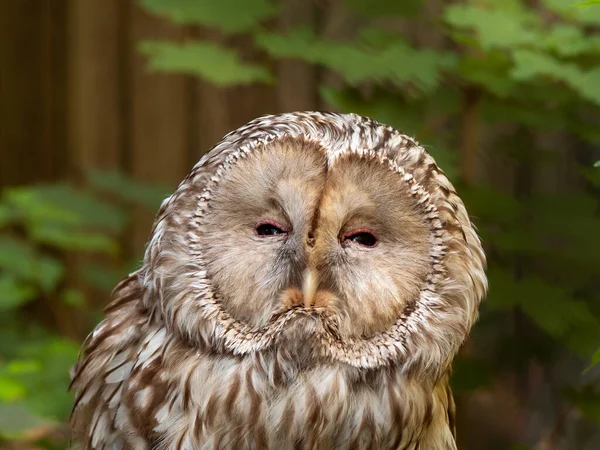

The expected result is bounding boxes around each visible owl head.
[139,112,487,379]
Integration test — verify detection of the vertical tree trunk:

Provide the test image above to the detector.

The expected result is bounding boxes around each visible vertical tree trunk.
[67,0,123,175]
[460,87,482,186]
[192,29,231,164]
[0,0,68,187]
[318,0,356,110]
[65,0,125,334]
[276,0,318,112]
[128,1,190,254]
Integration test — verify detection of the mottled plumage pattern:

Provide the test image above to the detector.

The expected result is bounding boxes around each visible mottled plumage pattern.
[70,112,487,449]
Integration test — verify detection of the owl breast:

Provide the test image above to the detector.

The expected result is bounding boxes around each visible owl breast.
[114,313,452,450]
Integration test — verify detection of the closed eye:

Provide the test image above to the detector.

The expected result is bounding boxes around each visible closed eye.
[255,220,289,237]
[342,229,378,248]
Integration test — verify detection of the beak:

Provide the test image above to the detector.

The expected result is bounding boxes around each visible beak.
[302,268,318,308]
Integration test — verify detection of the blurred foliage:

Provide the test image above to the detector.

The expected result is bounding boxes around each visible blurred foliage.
[140,0,277,33]
[138,0,600,447]
[256,29,455,92]
[0,171,168,445]
[2,0,599,448]
[139,41,274,85]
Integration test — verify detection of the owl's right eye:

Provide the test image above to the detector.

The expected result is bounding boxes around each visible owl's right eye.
[255,220,289,237]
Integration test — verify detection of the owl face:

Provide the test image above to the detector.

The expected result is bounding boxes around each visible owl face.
[201,137,431,339]
[143,112,486,374]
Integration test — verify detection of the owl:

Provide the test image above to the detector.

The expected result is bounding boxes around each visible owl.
[70,112,487,450]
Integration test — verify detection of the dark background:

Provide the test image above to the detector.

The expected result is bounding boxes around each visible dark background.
[1,0,599,448]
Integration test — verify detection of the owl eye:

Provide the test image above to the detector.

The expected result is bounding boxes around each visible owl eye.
[343,230,378,248]
[255,221,289,237]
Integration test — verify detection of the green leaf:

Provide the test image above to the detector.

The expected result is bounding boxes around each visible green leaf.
[60,288,86,309]
[15,337,79,420]
[444,5,538,51]
[0,376,26,402]
[0,236,65,292]
[445,3,600,60]
[3,187,80,228]
[457,53,515,97]
[582,165,600,187]
[543,24,600,57]
[587,347,600,371]
[522,292,595,341]
[256,29,455,94]
[3,360,42,375]
[139,41,273,85]
[571,66,600,107]
[87,170,171,210]
[0,204,15,228]
[4,185,128,234]
[140,0,277,33]
[486,267,596,332]
[511,50,600,106]
[37,257,65,292]
[486,269,600,356]
[574,1,600,7]
[0,276,37,310]
[34,185,128,233]
[0,236,39,279]
[28,225,119,255]
[545,0,600,24]
[345,0,422,18]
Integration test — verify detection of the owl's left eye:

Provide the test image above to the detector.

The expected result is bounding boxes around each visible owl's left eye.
[255,220,289,237]
[343,229,378,248]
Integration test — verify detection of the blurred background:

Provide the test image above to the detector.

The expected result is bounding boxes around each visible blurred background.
[1,0,600,448]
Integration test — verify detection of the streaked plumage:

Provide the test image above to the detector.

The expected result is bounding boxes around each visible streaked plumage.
[70,112,487,449]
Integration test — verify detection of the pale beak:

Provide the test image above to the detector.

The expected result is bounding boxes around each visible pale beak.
[302,268,318,308]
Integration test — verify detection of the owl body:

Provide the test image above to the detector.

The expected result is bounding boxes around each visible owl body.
[71,112,486,449]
